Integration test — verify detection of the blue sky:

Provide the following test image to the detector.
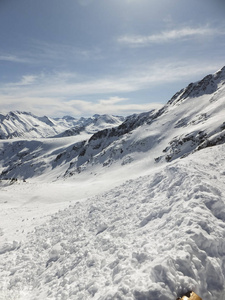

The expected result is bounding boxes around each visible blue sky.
[0,0,225,117]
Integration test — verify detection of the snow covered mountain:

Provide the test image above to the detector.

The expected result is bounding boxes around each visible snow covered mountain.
[1,66,225,300]
[0,67,225,181]
[0,111,124,139]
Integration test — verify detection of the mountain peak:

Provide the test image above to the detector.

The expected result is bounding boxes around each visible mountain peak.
[168,66,225,107]
[0,112,124,140]
[214,65,225,80]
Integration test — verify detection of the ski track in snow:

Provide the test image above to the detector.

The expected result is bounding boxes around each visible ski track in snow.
[1,145,225,300]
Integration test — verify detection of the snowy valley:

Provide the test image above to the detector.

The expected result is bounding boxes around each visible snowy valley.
[1,67,225,300]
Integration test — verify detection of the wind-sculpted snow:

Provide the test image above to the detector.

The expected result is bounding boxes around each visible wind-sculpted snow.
[1,145,225,300]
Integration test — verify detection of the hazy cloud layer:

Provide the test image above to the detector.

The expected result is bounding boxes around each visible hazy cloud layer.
[0,61,221,117]
[0,95,163,117]
[0,54,32,64]
[118,25,225,47]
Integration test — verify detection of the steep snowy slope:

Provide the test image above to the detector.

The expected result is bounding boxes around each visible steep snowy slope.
[63,66,225,177]
[0,112,124,140]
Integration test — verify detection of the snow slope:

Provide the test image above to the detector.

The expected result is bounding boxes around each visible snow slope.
[1,145,225,300]
[1,67,225,300]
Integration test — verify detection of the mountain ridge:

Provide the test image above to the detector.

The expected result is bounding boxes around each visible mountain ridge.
[0,66,225,181]
[0,111,124,140]
[167,66,225,107]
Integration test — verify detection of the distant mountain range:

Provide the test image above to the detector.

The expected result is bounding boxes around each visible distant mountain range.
[0,66,225,181]
[0,112,124,139]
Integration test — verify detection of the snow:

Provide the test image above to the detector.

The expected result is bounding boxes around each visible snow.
[0,112,124,140]
[1,144,225,300]
[1,67,225,300]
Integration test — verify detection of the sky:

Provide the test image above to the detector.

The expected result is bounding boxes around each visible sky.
[0,0,225,117]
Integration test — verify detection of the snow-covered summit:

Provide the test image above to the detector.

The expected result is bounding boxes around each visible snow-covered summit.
[0,111,124,140]
[0,111,66,139]
[59,66,225,178]
[168,66,225,106]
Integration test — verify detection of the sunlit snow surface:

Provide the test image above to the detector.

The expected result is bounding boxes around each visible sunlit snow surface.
[1,144,225,300]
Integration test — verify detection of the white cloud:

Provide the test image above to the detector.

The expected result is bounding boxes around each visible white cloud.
[118,26,225,46]
[0,60,222,117]
[0,94,162,117]
[3,61,219,98]
[56,98,163,117]
[14,75,38,86]
[99,97,128,105]
[0,54,31,63]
